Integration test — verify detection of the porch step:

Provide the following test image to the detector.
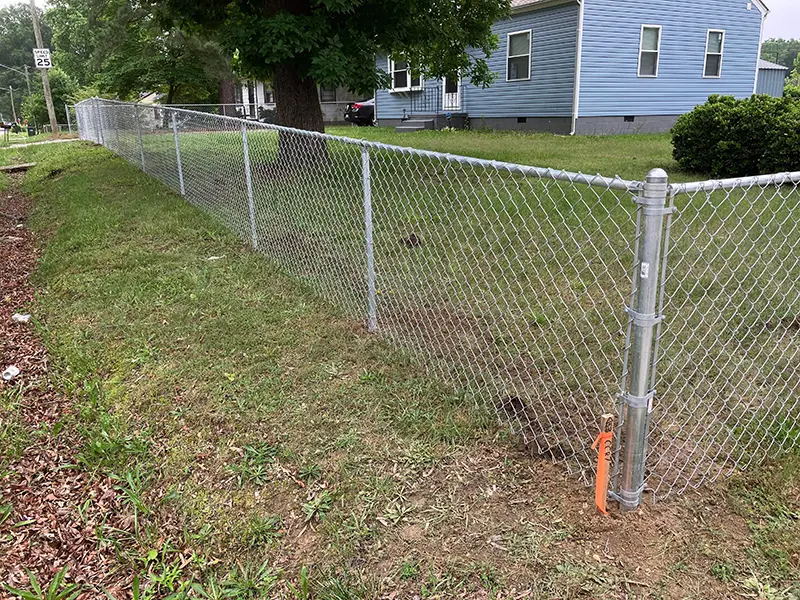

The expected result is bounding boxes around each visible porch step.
[395,119,435,133]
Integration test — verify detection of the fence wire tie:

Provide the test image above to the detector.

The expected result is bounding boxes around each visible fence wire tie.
[624,305,665,327]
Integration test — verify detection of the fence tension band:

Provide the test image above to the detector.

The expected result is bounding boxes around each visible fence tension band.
[611,483,647,507]
[624,306,665,327]
[617,389,655,411]
[634,194,677,217]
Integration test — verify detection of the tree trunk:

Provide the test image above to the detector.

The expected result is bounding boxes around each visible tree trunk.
[272,65,327,165]
[166,83,178,105]
[219,78,236,117]
[273,65,324,132]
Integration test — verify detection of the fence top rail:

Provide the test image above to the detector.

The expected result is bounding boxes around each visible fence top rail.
[76,97,643,193]
[671,171,800,194]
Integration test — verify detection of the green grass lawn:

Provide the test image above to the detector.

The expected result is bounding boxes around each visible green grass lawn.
[0,139,797,598]
[79,114,800,499]
[0,131,52,147]
[327,126,697,183]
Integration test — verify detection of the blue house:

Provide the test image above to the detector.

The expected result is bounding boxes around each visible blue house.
[374,0,769,134]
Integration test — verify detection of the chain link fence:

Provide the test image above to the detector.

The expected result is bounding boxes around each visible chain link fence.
[74,98,800,504]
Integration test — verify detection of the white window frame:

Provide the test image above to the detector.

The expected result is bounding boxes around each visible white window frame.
[506,29,532,82]
[637,24,662,78]
[703,29,725,78]
[388,58,423,92]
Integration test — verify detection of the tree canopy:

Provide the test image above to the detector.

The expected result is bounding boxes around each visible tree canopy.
[48,0,231,104]
[0,3,51,121]
[162,0,510,130]
[21,66,77,125]
[761,38,800,70]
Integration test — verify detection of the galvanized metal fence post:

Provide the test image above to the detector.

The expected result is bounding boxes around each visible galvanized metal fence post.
[618,168,669,511]
[362,146,378,333]
[134,105,145,172]
[73,104,81,139]
[170,111,185,197]
[93,98,104,146]
[241,123,259,249]
[65,103,72,134]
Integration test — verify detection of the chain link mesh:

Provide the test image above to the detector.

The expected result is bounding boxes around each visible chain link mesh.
[645,176,800,497]
[74,98,800,499]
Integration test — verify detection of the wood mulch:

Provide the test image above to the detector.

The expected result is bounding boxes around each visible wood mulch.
[0,174,131,598]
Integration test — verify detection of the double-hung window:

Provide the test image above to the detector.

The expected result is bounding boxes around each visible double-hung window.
[638,25,661,77]
[320,87,336,102]
[704,30,725,78]
[506,30,531,81]
[389,59,421,91]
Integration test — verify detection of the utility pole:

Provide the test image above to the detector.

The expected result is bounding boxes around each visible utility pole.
[28,0,58,135]
[9,87,17,123]
[23,65,31,95]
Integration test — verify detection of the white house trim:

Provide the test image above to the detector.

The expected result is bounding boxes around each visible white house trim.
[751,0,769,17]
[753,3,768,94]
[510,0,577,15]
[387,58,423,92]
[570,0,584,135]
[506,29,533,82]
[703,29,726,78]
[637,24,662,78]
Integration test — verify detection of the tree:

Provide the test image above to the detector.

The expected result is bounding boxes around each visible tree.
[0,3,52,121]
[21,66,76,125]
[761,38,800,70]
[160,0,509,132]
[46,0,232,104]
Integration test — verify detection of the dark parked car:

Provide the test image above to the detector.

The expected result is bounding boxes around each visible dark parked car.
[344,98,375,126]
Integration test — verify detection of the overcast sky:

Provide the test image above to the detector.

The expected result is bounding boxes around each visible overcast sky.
[2,0,800,40]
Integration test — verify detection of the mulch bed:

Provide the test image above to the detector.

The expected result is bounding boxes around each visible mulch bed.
[0,175,131,598]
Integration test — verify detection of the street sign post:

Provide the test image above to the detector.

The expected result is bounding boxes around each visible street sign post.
[28,0,57,134]
[33,48,52,69]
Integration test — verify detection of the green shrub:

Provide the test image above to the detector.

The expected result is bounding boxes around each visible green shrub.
[671,94,800,178]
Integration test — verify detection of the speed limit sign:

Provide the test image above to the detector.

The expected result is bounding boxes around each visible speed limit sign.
[33,48,52,69]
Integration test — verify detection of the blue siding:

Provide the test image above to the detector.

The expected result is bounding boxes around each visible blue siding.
[756,68,787,97]
[579,0,763,117]
[466,3,578,118]
[375,3,578,120]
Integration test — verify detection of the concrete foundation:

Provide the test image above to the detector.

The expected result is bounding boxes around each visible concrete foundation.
[574,115,680,135]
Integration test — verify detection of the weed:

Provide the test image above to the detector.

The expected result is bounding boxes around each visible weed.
[0,502,12,526]
[316,574,369,600]
[224,562,278,599]
[298,462,322,485]
[741,575,793,600]
[4,567,82,600]
[76,404,150,472]
[111,466,150,532]
[379,501,413,526]
[243,514,284,547]
[358,370,381,384]
[285,566,310,600]
[711,562,736,583]
[398,560,420,581]
[227,443,278,487]
[302,490,334,522]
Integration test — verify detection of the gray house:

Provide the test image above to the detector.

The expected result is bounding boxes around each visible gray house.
[756,59,789,97]
[375,0,769,134]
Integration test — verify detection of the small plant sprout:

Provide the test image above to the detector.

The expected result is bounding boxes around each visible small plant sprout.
[302,490,333,522]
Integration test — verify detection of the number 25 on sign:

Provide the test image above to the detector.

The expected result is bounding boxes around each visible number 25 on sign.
[33,48,52,69]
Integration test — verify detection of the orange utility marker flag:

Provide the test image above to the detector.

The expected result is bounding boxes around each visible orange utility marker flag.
[592,414,615,515]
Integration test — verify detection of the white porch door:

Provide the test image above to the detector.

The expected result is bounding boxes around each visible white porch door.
[442,76,460,111]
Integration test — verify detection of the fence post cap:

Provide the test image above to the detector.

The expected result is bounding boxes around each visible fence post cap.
[646,168,668,182]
